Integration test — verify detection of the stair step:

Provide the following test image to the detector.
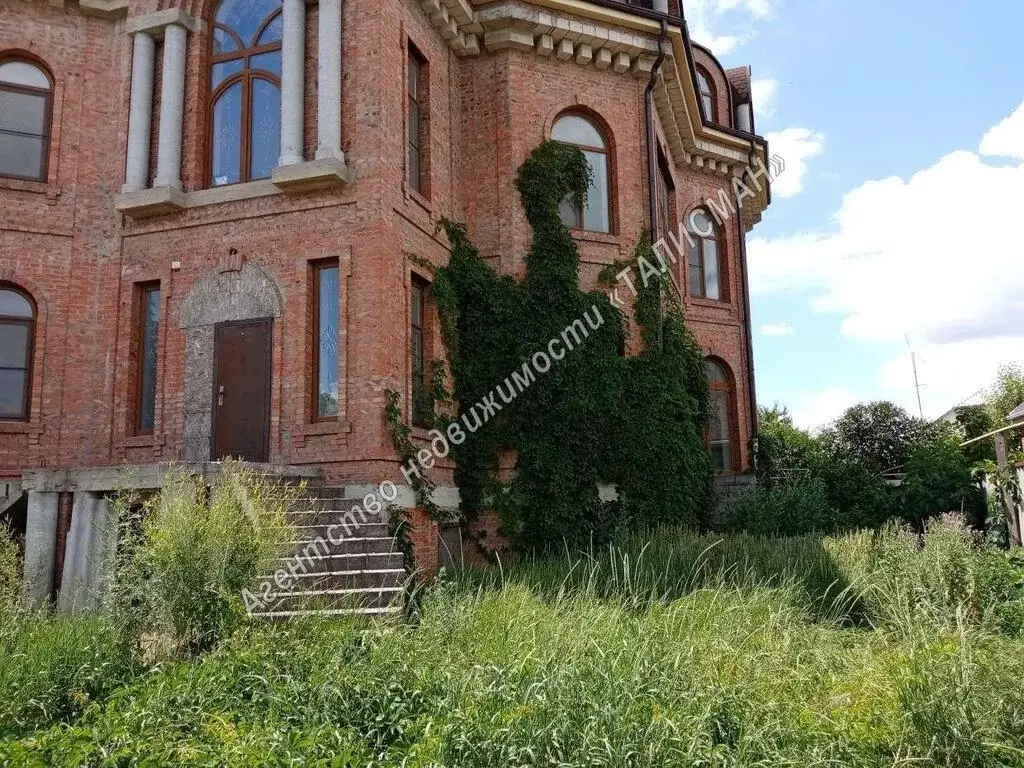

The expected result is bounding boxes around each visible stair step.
[283,509,388,526]
[263,586,403,614]
[256,569,405,590]
[251,605,401,619]
[288,522,390,538]
[273,552,404,571]
[285,536,398,555]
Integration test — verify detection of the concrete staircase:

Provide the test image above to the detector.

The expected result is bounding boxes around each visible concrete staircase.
[250,486,407,619]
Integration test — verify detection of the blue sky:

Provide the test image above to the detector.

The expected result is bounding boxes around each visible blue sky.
[689,0,1024,428]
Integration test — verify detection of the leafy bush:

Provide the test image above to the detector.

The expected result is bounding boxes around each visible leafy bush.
[721,476,836,536]
[111,462,300,655]
[899,438,980,526]
[754,401,983,535]
[837,515,1024,634]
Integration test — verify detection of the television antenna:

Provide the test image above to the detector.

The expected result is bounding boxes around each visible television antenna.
[905,335,924,419]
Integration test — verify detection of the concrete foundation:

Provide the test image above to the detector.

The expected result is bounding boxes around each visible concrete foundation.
[19,462,322,612]
[23,490,59,604]
[57,493,117,613]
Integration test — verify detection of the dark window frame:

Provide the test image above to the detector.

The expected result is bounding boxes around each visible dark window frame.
[133,282,161,435]
[410,275,430,428]
[551,110,614,234]
[655,145,674,239]
[0,56,54,183]
[696,66,717,124]
[686,208,726,302]
[406,42,429,197]
[0,284,36,422]
[311,259,340,422]
[705,357,737,473]
[207,1,283,187]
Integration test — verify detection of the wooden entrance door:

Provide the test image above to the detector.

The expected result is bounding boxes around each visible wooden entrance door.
[213,319,272,462]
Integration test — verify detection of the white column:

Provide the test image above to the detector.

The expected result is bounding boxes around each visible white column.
[154,23,188,190]
[278,0,305,167]
[653,0,669,12]
[123,32,155,193]
[316,0,342,160]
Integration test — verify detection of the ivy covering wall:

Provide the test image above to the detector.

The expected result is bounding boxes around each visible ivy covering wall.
[428,141,714,550]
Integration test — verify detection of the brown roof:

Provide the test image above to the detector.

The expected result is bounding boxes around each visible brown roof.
[1008,401,1024,424]
[725,66,751,103]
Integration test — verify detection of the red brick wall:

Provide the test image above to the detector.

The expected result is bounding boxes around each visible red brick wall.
[692,45,733,129]
[0,0,756,483]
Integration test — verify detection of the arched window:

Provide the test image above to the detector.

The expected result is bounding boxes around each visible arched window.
[552,112,611,233]
[705,358,734,471]
[696,67,716,123]
[686,209,724,300]
[209,0,283,186]
[0,58,53,181]
[0,286,35,420]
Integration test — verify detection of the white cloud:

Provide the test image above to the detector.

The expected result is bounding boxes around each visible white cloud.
[708,0,774,17]
[877,341,1024,421]
[760,322,795,336]
[750,98,1024,418]
[791,387,858,431]
[764,127,825,197]
[751,78,777,121]
[684,0,774,55]
[979,100,1024,160]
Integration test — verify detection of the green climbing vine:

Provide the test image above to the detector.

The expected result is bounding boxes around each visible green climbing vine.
[421,140,713,551]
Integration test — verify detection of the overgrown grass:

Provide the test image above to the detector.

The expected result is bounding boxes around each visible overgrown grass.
[111,461,301,655]
[0,608,135,739]
[3,519,1024,765]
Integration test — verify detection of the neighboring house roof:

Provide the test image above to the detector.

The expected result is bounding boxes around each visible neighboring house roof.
[937,406,963,423]
[1008,401,1024,424]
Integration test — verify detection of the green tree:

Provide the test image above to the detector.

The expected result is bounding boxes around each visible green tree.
[900,437,979,527]
[956,404,996,464]
[986,363,1024,453]
[755,404,818,487]
[821,401,932,476]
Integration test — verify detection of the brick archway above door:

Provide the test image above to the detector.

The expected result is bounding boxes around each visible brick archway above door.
[178,263,282,461]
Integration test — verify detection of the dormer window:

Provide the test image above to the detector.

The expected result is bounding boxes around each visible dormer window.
[696,67,717,124]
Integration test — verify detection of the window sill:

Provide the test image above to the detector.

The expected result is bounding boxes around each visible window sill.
[404,184,433,214]
[0,176,59,201]
[272,156,354,193]
[688,296,732,309]
[119,433,165,448]
[570,229,619,245]
[0,420,40,435]
[297,419,351,436]
[115,158,355,220]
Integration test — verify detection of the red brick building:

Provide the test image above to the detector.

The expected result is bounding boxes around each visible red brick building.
[0,0,771,601]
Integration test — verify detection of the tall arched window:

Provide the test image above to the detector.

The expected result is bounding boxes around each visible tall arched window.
[0,58,53,182]
[705,358,734,471]
[686,209,724,301]
[552,112,611,233]
[209,0,283,186]
[0,286,35,420]
[696,67,716,123]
